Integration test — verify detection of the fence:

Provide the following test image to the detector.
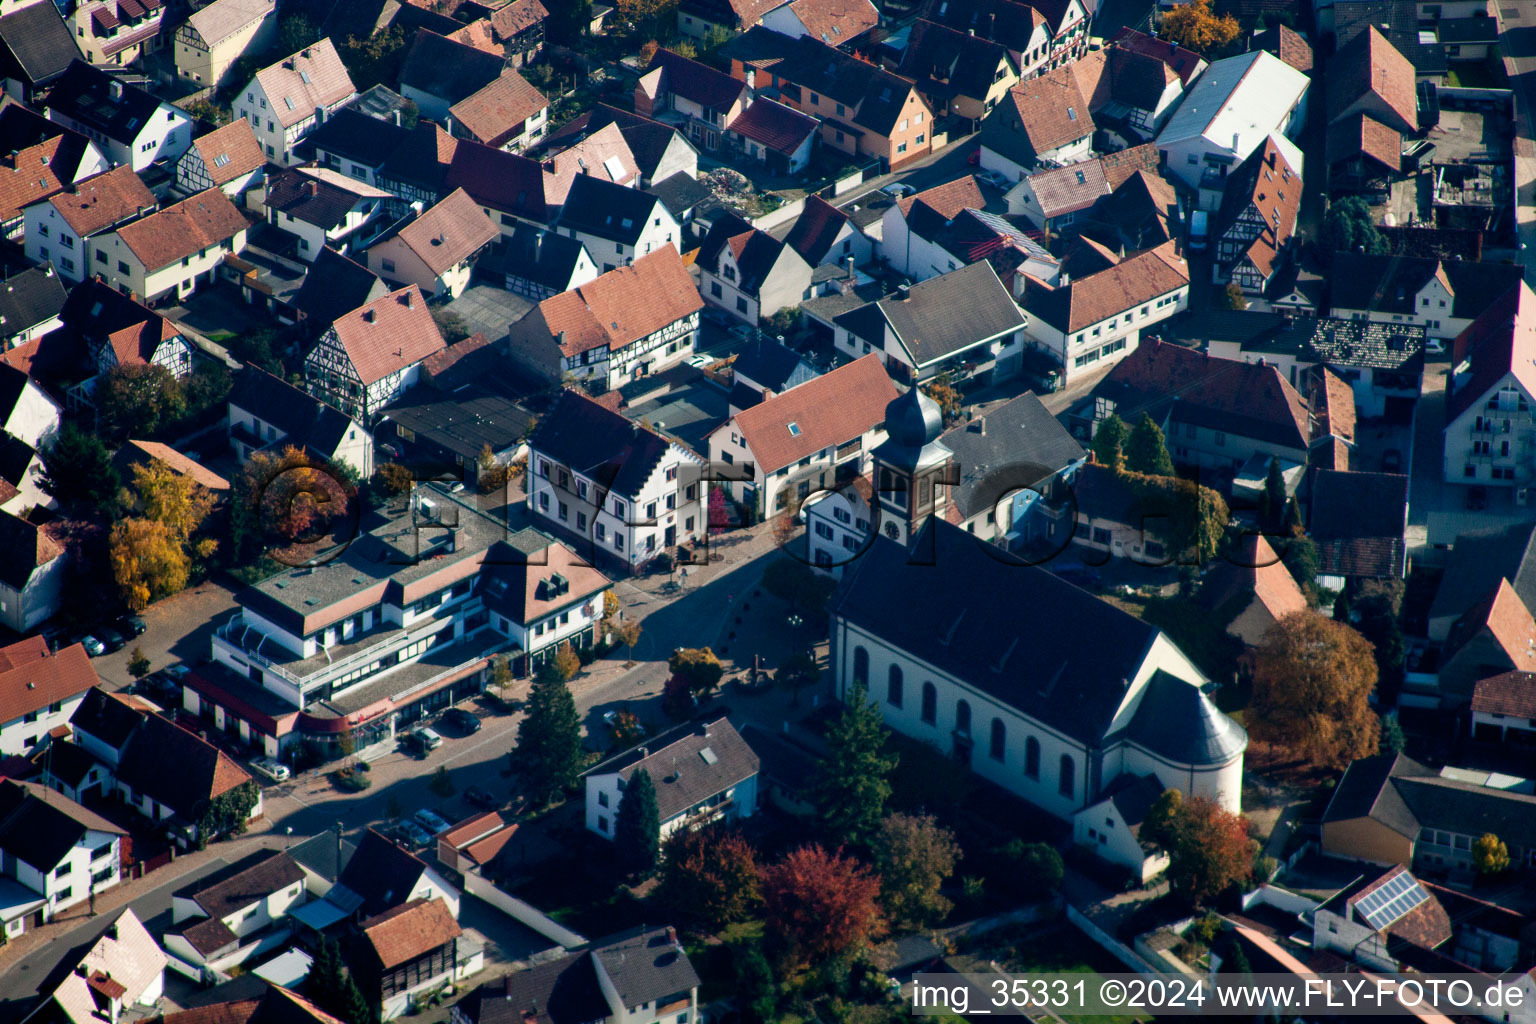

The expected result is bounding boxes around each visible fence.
[752,196,805,232]
[1066,904,1159,974]
[462,871,587,950]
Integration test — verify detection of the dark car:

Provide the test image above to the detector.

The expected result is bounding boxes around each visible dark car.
[442,708,482,735]
[118,615,147,638]
[465,786,500,810]
[94,626,128,654]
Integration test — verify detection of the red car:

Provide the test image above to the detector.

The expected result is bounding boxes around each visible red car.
[967,147,980,166]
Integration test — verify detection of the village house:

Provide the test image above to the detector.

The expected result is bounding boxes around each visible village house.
[881,182,1060,288]
[1078,165,1180,251]
[174,0,278,90]
[555,174,680,274]
[898,19,1020,127]
[0,106,106,239]
[978,65,1096,181]
[453,927,699,1024]
[175,118,267,199]
[23,164,154,284]
[18,909,163,1023]
[228,364,371,474]
[1066,44,1186,139]
[89,187,250,304]
[524,389,705,569]
[635,47,750,153]
[67,0,165,68]
[163,848,307,972]
[784,194,873,268]
[265,167,392,261]
[0,779,124,939]
[832,512,1245,880]
[677,0,782,40]
[539,123,643,207]
[486,0,549,67]
[483,226,598,301]
[1470,671,1536,744]
[544,104,700,189]
[0,637,99,756]
[0,345,63,448]
[477,530,613,677]
[759,0,878,44]
[365,187,497,298]
[304,284,445,423]
[709,353,896,518]
[920,0,1091,79]
[585,718,760,841]
[695,213,815,325]
[1437,579,1536,709]
[441,142,551,241]
[0,2,82,105]
[1200,533,1308,645]
[1442,281,1536,490]
[1020,241,1190,381]
[1330,253,1521,341]
[354,898,479,1020]
[723,96,820,174]
[1109,27,1208,87]
[835,262,1030,385]
[1206,137,1299,294]
[233,40,357,165]
[505,247,702,391]
[1006,146,1162,234]
[1309,470,1410,587]
[445,69,549,152]
[1155,50,1308,204]
[289,245,389,333]
[45,60,193,172]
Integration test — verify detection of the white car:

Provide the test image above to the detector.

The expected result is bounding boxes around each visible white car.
[975,170,1010,189]
[1425,338,1447,356]
[250,757,291,783]
[414,808,453,835]
[687,354,714,368]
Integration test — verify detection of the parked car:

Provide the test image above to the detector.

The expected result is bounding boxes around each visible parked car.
[95,626,127,654]
[164,664,191,680]
[882,182,915,199]
[1188,210,1209,251]
[1382,449,1402,473]
[441,708,481,735]
[1425,338,1447,356]
[1467,485,1489,510]
[393,819,433,847]
[117,615,147,638]
[404,725,444,756]
[687,354,714,368]
[414,808,453,835]
[250,757,291,783]
[465,786,501,810]
[79,635,106,657]
[975,169,1010,189]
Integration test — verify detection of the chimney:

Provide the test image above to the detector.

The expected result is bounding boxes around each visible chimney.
[109,80,123,101]
[968,27,975,35]
[406,290,415,308]
[393,109,402,126]
[336,820,344,870]
[844,254,855,280]
[535,230,545,258]
[896,282,910,299]
[556,329,566,349]
[363,308,376,323]
[976,417,986,435]
[305,180,319,197]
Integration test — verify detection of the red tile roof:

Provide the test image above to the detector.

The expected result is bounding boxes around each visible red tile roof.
[896,175,984,219]
[0,135,68,226]
[1109,27,1206,85]
[0,641,97,727]
[188,118,265,187]
[449,70,548,148]
[490,0,549,39]
[48,164,155,238]
[647,47,749,112]
[1329,25,1417,134]
[994,65,1094,154]
[783,194,850,263]
[122,439,232,491]
[391,187,497,276]
[539,247,702,358]
[728,353,897,473]
[254,39,356,129]
[1328,113,1401,173]
[328,285,446,385]
[361,898,460,970]
[728,97,819,154]
[114,188,248,271]
[1472,670,1536,718]
[785,0,878,42]
[1445,281,1536,424]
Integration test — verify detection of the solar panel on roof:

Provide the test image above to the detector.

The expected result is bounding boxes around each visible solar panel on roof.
[1355,872,1429,932]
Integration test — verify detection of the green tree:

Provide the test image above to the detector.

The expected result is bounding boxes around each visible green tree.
[338,971,373,1024]
[548,641,581,683]
[668,647,724,698]
[1258,457,1287,532]
[1222,938,1253,976]
[761,558,836,613]
[308,936,345,1010]
[1355,586,1407,702]
[656,826,761,929]
[128,647,151,680]
[432,307,471,344]
[515,670,583,805]
[340,27,408,93]
[1319,196,1388,261]
[98,363,185,439]
[279,13,319,54]
[875,812,961,929]
[183,97,228,125]
[1124,412,1175,477]
[1474,833,1510,875]
[613,767,661,875]
[1092,413,1128,472]
[429,765,455,797]
[812,681,897,848]
[1140,788,1184,853]
[547,0,593,43]
[732,941,779,1024]
[1380,712,1406,753]
[40,425,119,510]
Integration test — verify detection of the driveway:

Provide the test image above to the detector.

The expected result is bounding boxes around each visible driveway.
[446,285,534,345]
[89,578,241,692]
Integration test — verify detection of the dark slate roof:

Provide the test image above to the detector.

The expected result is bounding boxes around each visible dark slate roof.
[591,926,702,1007]
[70,687,142,749]
[900,18,1014,101]
[590,718,759,822]
[697,213,791,294]
[645,47,747,113]
[45,61,164,146]
[648,171,711,220]
[336,828,429,917]
[0,266,67,333]
[461,952,610,1024]
[557,175,665,246]
[0,3,81,89]
[836,518,1196,747]
[41,739,98,790]
[1327,253,1521,322]
[114,712,250,823]
[1120,670,1247,765]
[266,170,371,230]
[176,849,305,920]
[777,35,918,136]
[783,195,850,266]
[939,391,1084,519]
[381,387,533,462]
[398,28,504,106]
[837,262,1025,368]
[290,247,387,328]
[1334,0,1446,74]
[732,337,815,393]
[288,829,356,884]
[228,364,360,455]
[1309,470,1408,578]
[1325,752,1536,851]
[483,227,589,293]
[0,778,122,872]
[1102,772,1166,831]
[545,104,693,186]
[304,107,411,169]
[528,389,681,498]
[445,139,548,222]
[1427,522,1536,627]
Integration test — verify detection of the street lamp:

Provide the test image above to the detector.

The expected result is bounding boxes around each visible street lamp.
[787,614,804,706]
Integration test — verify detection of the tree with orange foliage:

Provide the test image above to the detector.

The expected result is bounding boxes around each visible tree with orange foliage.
[760,845,883,965]
[1251,611,1380,769]
[1161,795,1255,906]
[1160,0,1239,55]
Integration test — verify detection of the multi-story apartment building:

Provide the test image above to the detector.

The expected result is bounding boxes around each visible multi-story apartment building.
[525,390,705,569]
[1443,281,1536,489]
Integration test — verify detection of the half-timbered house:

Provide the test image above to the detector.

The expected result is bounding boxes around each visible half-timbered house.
[1213,136,1301,295]
[303,284,445,424]
[175,118,266,198]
